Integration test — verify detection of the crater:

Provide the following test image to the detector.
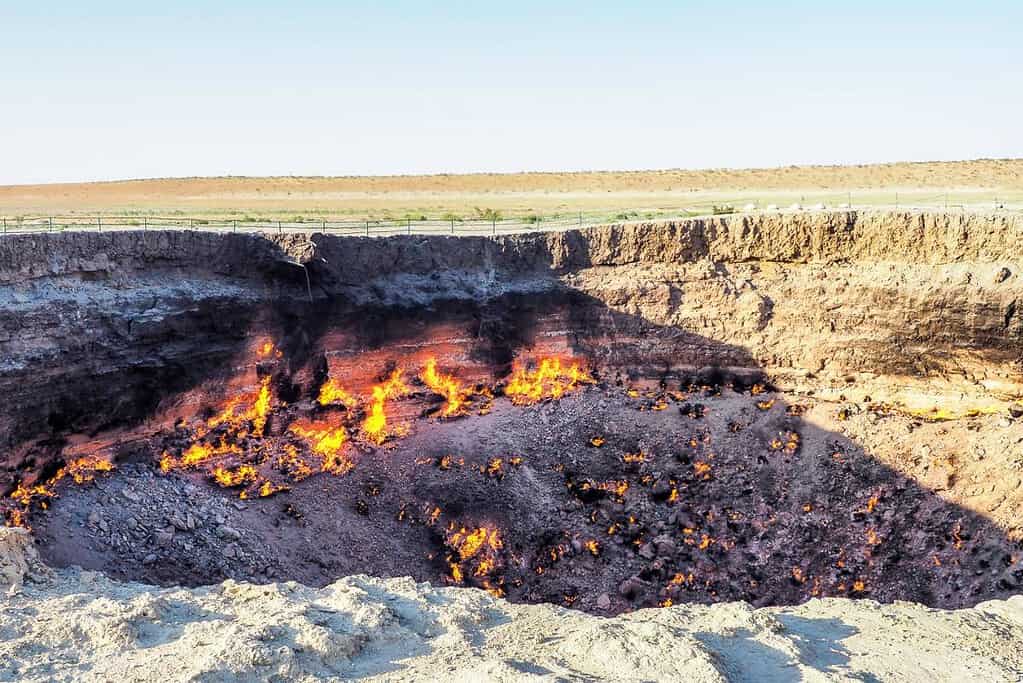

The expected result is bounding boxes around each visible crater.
[3,211,1023,615]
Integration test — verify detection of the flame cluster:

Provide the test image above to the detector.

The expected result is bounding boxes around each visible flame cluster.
[445,525,506,596]
[4,456,115,528]
[154,351,595,501]
[504,358,593,405]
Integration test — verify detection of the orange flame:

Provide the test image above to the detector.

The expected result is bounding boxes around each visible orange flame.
[276,444,314,481]
[420,358,471,417]
[5,457,115,528]
[212,464,258,488]
[206,376,273,437]
[56,456,114,484]
[446,524,505,594]
[161,440,242,473]
[505,357,593,405]
[289,418,353,475]
[362,369,409,444]
[317,378,357,408]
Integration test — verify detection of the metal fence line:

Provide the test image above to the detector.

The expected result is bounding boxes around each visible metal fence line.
[1,200,1020,236]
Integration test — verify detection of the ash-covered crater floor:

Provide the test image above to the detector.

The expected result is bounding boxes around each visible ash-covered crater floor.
[31,381,1023,615]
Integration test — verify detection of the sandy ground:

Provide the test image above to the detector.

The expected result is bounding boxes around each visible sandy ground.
[1,159,1021,219]
[2,527,1023,682]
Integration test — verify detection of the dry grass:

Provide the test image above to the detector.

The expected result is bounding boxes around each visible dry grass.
[2,159,1021,220]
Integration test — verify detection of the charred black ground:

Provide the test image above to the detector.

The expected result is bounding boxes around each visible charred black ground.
[30,379,1023,616]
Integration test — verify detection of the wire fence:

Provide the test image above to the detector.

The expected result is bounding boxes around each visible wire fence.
[0,213,603,237]
[1,194,1021,237]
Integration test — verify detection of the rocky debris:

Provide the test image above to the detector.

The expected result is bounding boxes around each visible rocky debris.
[3,527,1023,682]
[0,528,51,592]
[31,463,283,587]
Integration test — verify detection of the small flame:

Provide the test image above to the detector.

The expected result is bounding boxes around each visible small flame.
[161,440,242,473]
[446,524,505,591]
[57,456,114,484]
[5,457,115,528]
[485,458,505,479]
[212,464,258,488]
[317,378,356,408]
[420,358,471,417]
[206,376,273,437]
[289,418,353,475]
[362,369,410,444]
[505,358,593,405]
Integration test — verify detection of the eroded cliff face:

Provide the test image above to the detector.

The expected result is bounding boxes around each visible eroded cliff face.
[1,211,1021,491]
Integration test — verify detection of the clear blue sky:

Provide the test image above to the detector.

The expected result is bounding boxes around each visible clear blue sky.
[1,1,1020,184]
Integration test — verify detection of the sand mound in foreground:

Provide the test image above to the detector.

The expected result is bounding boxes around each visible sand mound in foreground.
[1,529,1022,682]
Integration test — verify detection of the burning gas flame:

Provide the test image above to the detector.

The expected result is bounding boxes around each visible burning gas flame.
[420,358,471,417]
[4,456,115,528]
[288,418,353,475]
[445,524,505,596]
[257,341,283,359]
[212,464,258,488]
[206,376,273,437]
[317,378,356,408]
[160,440,242,473]
[57,456,114,484]
[362,369,410,444]
[504,358,593,405]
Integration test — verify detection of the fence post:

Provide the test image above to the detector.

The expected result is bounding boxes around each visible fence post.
[578,212,582,227]
[277,220,282,235]
[322,220,326,231]
[365,220,369,237]
[451,218,454,234]
[2,218,5,234]
[407,217,411,235]
[98,216,102,232]
[143,217,148,231]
